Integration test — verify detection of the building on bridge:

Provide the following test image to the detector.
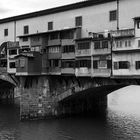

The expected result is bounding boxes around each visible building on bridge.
[0,0,140,119]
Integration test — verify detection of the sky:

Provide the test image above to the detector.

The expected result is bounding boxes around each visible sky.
[0,0,83,19]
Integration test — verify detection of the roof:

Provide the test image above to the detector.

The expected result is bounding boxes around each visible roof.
[18,27,80,38]
[0,0,116,24]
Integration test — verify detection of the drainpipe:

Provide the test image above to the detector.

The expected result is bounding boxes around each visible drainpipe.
[14,21,16,42]
[117,0,119,30]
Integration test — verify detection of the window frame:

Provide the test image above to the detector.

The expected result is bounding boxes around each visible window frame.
[109,10,117,21]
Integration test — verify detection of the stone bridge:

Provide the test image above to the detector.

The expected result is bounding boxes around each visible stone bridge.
[19,76,140,120]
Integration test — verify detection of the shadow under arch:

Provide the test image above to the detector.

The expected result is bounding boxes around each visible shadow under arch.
[59,84,129,103]
[0,42,8,55]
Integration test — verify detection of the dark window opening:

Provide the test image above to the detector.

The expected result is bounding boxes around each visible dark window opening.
[48,21,53,30]
[94,41,100,49]
[110,10,117,21]
[136,61,140,69]
[9,62,16,68]
[4,29,8,36]
[75,16,82,27]
[9,49,17,55]
[63,45,75,53]
[102,41,108,48]
[23,37,28,42]
[119,61,130,69]
[76,60,91,68]
[50,33,59,40]
[24,26,29,34]
[61,31,74,39]
[77,42,90,50]
[62,61,75,68]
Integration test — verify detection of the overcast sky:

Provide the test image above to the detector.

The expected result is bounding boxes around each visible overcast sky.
[0,0,82,19]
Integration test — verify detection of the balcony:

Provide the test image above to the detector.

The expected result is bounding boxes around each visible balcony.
[61,68,75,75]
[48,39,61,46]
[75,67,91,77]
[49,67,61,75]
[76,49,91,57]
[61,39,75,46]
[62,52,75,59]
[111,29,135,38]
[92,69,111,77]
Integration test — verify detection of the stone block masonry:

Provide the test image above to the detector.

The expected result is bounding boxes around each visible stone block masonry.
[20,76,58,120]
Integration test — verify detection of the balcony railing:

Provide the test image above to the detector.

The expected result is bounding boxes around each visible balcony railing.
[111,29,135,38]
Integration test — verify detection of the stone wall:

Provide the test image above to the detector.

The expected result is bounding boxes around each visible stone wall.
[20,76,58,120]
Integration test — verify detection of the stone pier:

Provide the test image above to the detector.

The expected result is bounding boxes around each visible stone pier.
[20,76,58,120]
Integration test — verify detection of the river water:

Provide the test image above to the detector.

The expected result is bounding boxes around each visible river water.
[0,85,140,140]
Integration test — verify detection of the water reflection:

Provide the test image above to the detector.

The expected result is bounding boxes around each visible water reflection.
[0,85,140,140]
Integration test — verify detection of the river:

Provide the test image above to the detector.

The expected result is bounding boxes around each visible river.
[0,85,140,140]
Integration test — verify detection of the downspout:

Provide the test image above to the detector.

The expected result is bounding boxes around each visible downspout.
[117,0,119,30]
[14,20,16,42]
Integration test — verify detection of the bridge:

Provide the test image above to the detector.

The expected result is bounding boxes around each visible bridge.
[19,75,140,120]
[0,41,139,120]
[0,42,17,103]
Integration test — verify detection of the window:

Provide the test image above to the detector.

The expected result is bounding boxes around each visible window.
[23,37,28,42]
[109,10,117,21]
[63,45,75,53]
[107,60,112,69]
[31,46,40,52]
[9,62,16,68]
[102,41,108,48]
[76,60,91,68]
[48,21,53,30]
[93,61,98,69]
[138,40,140,47]
[49,59,59,67]
[62,61,75,68]
[125,40,128,47]
[4,29,8,36]
[9,49,17,55]
[119,61,130,69]
[75,16,82,27]
[61,31,74,39]
[24,26,29,34]
[136,61,140,69]
[19,58,25,68]
[50,33,59,40]
[77,42,90,50]
[94,41,100,49]
[114,62,119,69]
[137,21,140,29]
[49,46,60,53]
[98,60,107,68]
[128,40,131,47]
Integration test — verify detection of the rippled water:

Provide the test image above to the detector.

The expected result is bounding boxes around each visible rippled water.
[0,85,140,140]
